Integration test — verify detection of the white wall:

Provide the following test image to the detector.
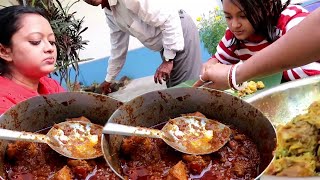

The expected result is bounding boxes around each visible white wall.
[0,0,18,6]
[68,0,111,60]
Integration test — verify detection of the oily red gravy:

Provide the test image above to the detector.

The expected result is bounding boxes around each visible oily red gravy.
[119,112,260,179]
[4,113,260,180]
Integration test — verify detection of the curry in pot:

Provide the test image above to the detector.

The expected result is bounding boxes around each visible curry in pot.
[4,117,118,180]
[119,112,260,179]
[4,113,260,180]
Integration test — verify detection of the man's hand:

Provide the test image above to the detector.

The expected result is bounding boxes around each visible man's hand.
[99,81,112,94]
[154,61,174,84]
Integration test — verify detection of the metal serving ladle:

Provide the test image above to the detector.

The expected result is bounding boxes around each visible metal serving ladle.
[103,116,231,155]
[0,121,103,159]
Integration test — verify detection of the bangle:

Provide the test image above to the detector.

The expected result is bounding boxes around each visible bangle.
[199,75,206,83]
[230,63,243,90]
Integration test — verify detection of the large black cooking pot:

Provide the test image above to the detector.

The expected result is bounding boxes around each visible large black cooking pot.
[0,91,123,178]
[102,87,277,179]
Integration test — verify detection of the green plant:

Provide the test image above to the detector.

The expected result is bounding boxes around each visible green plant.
[197,6,227,55]
[18,0,89,91]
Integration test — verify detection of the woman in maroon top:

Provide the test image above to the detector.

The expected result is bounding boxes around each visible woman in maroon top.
[0,6,65,114]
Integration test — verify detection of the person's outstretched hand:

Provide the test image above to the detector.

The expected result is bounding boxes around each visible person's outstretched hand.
[201,58,219,74]
[154,61,174,84]
[193,63,231,90]
[99,81,112,94]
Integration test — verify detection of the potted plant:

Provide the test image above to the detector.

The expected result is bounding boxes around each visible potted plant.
[197,6,227,55]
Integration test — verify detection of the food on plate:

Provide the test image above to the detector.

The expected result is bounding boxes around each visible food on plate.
[266,101,320,176]
[4,117,118,179]
[119,112,260,179]
[238,81,265,97]
[224,80,265,98]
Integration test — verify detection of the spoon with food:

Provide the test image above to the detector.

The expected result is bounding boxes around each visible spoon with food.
[103,116,232,155]
[0,120,103,159]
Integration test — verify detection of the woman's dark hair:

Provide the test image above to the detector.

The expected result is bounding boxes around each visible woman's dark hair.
[0,5,47,75]
[223,0,291,48]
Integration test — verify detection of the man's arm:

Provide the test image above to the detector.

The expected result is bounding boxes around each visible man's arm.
[104,13,130,83]
[98,12,129,94]
[236,8,320,83]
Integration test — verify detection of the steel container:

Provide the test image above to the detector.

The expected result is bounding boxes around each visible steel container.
[102,87,276,179]
[0,92,123,178]
[247,75,320,180]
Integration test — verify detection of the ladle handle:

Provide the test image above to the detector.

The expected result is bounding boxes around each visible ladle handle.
[0,128,47,143]
[103,123,162,139]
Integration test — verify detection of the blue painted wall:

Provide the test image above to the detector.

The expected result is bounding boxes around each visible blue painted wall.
[53,43,211,87]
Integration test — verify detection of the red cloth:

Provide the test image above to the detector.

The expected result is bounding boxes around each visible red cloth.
[0,76,65,114]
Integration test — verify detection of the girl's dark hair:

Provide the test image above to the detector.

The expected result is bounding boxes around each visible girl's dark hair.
[0,5,47,75]
[223,0,291,48]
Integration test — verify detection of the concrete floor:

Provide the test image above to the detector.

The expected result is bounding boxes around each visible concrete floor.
[108,76,167,102]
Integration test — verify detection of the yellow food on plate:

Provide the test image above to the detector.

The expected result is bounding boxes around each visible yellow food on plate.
[238,81,265,97]
[265,101,320,177]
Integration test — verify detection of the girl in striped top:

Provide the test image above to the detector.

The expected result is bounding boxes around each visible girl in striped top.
[206,0,320,81]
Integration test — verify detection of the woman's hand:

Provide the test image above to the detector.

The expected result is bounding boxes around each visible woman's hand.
[193,63,232,90]
[201,58,219,74]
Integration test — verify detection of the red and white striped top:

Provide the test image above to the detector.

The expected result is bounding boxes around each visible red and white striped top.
[213,5,320,81]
